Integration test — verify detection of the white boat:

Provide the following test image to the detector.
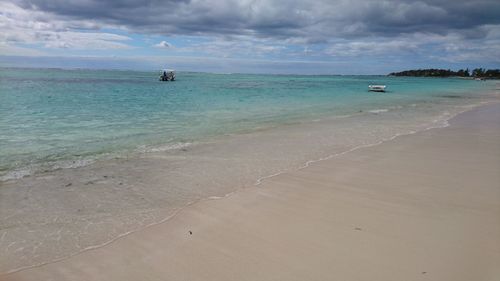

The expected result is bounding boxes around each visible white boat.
[368,85,386,92]
[159,69,175,81]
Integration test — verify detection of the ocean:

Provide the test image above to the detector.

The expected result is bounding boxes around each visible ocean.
[0,67,498,273]
[0,68,495,180]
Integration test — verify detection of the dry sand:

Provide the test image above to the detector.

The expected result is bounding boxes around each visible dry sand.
[4,103,500,281]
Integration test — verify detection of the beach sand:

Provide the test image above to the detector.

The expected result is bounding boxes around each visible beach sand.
[4,103,500,281]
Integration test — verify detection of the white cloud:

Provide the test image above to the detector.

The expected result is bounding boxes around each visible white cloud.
[153,40,174,48]
[40,32,132,50]
[181,36,286,58]
[325,39,420,57]
[0,2,132,52]
[322,28,500,63]
[0,42,47,56]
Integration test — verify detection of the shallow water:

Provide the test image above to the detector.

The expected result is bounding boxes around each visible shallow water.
[0,68,493,180]
[0,67,498,273]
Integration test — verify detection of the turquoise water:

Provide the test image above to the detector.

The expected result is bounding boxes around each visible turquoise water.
[0,67,493,180]
[1,67,498,272]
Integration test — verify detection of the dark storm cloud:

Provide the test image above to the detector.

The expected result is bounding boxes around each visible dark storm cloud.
[355,1,500,35]
[12,0,500,40]
[2,0,499,64]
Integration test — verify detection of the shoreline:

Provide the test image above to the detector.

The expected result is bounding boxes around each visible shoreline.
[3,101,500,280]
[1,95,499,272]
[0,96,496,274]
[0,100,466,183]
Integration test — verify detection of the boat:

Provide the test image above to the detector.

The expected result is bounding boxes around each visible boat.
[368,85,386,92]
[159,69,175,81]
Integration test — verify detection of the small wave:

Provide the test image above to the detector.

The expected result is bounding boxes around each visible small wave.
[0,168,33,181]
[368,109,389,114]
[0,158,97,182]
[52,158,96,170]
[0,143,193,182]
[136,142,192,153]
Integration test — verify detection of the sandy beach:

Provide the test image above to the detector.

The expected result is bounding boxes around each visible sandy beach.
[3,102,500,281]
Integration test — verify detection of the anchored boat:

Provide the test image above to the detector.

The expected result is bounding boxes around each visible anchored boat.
[368,85,386,92]
[159,69,176,81]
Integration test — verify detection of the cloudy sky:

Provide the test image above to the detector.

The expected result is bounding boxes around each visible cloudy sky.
[1,0,500,74]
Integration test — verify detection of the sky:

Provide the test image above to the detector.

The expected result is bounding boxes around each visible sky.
[1,0,500,74]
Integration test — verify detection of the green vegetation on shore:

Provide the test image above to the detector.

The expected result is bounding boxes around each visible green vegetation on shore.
[389,68,500,79]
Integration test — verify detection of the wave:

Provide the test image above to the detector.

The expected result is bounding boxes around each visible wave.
[368,108,389,114]
[0,142,194,182]
[0,158,97,182]
[135,142,192,153]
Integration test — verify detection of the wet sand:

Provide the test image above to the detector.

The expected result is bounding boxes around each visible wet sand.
[4,103,500,281]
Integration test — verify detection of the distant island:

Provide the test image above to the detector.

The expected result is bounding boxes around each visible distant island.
[389,68,500,79]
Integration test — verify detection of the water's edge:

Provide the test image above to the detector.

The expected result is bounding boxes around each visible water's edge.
[3,98,497,276]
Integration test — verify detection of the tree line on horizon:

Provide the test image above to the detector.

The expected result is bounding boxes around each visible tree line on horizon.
[389,68,500,78]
